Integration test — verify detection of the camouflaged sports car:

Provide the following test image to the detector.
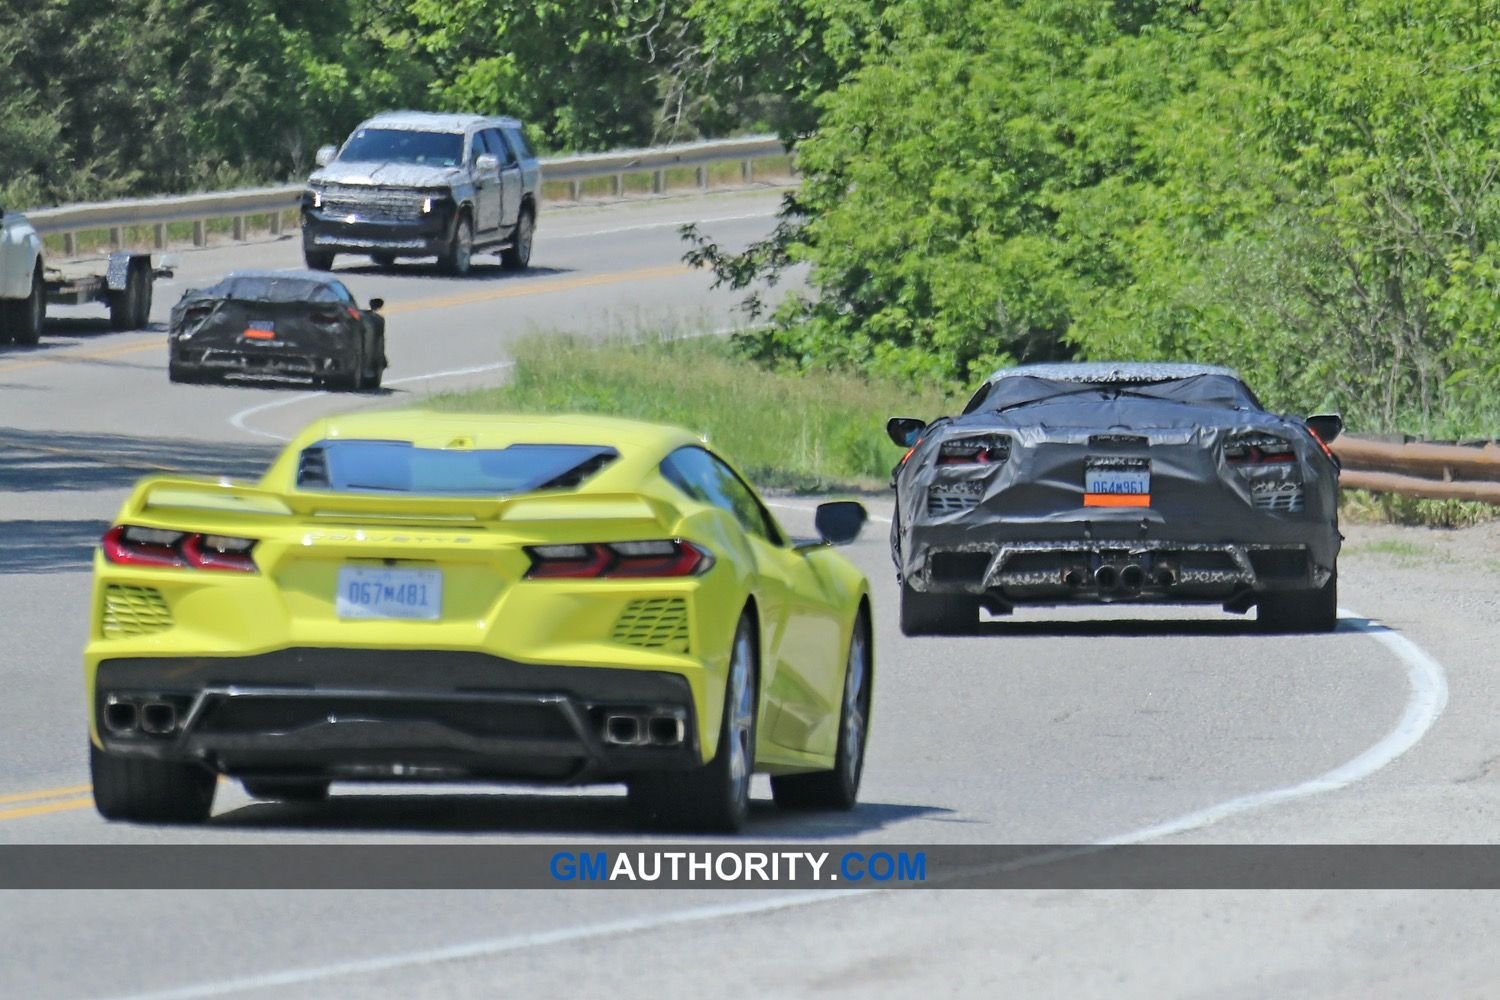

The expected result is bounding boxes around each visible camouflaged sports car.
[887,362,1343,636]
[168,270,386,390]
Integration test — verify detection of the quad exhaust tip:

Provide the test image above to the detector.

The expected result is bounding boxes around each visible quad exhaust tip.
[139,701,179,735]
[602,711,685,748]
[103,699,138,734]
[647,715,685,746]
[1093,564,1148,593]
[103,696,181,736]
[604,714,640,746]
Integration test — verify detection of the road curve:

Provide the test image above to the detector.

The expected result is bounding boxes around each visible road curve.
[2,189,1498,1000]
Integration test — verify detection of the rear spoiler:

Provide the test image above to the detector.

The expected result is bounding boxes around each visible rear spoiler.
[122,477,677,531]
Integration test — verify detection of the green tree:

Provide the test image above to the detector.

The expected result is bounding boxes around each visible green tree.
[690,0,1165,384]
[691,0,1500,434]
[408,0,673,151]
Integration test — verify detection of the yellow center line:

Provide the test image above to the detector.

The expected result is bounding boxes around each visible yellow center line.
[0,783,92,806]
[1,439,188,473]
[0,262,696,375]
[0,796,94,822]
[0,337,168,375]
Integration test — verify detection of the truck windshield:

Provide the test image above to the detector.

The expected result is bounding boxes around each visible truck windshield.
[337,129,464,168]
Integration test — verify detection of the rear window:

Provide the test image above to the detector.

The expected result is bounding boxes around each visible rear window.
[966,374,1262,414]
[297,441,618,495]
[338,128,464,167]
[201,275,345,304]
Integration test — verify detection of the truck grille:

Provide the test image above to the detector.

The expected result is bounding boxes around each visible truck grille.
[102,585,173,637]
[612,598,690,652]
[319,185,426,224]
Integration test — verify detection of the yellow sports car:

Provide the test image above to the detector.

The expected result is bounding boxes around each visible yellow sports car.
[85,411,872,831]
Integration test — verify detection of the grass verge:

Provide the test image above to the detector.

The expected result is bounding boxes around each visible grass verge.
[426,332,957,492]
[1339,489,1500,529]
[426,332,1500,525]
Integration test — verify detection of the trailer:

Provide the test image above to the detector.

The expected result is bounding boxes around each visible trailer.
[45,252,173,332]
[0,207,171,344]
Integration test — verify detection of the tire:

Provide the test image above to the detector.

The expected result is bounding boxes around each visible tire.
[370,253,396,268]
[367,335,385,390]
[109,262,151,331]
[329,343,363,391]
[90,743,216,824]
[131,263,153,328]
[501,208,534,270]
[438,214,473,276]
[771,607,872,811]
[1257,567,1338,634]
[10,266,44,345]
[899,578,979,636]
[242,779,330,803]
[303,248,336,271]
[631,612,758,832]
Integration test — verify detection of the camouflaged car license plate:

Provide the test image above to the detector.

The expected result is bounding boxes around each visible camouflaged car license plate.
[1084,457,1151,507]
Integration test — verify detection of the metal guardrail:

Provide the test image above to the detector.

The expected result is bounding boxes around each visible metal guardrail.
[1334,435,1500,504]
[24,134,790,255]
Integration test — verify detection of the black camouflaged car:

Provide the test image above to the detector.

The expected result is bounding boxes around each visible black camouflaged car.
[168,270,387,390]
[887,362,1344,635]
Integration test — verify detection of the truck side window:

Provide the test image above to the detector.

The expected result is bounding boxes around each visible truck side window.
[488,129,518,166]
[504,128,532,161]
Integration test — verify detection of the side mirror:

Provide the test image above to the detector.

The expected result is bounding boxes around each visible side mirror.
[474,153,500,175]
[368,297,384,312]
[314,145,337,167]
[886,417,927,447]
[1306,413,1343,444]
[814,501,867,546]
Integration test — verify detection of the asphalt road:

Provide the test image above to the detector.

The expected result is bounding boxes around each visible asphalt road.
[2,188,1498,1000]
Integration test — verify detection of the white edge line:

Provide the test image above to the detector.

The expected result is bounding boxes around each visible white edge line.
[226,391,326,441]
[225,324,766,441]
[549,210,774,240]
[225,361,517,442]
[109,890,869,1000]
[1094,606,1449,845]
[206,340,1448,995]
[385,360,517,388]
[100,606,1449,1000]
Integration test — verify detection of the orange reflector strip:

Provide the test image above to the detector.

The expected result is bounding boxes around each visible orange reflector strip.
[243,329,275,340]
[1084,493,1151,508]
